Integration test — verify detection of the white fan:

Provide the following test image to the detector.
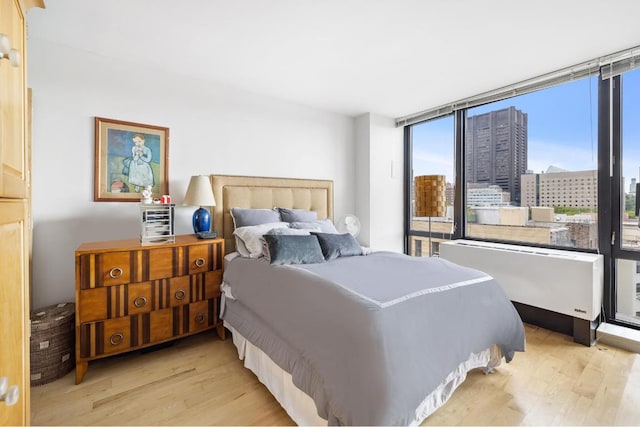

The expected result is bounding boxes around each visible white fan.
[337,214,361,237]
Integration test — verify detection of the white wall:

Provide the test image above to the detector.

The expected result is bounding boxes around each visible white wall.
[355,113,404,252]
[28,39,356,309]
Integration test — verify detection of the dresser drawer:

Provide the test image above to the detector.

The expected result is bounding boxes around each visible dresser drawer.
[77,270,222,324]
[187,244,214,274]
[78,281,153,323]
[79,316,132,358]
[97,251,132,286]
[188,300,215,333]
[79,309,178,358]
[77,242,223,290]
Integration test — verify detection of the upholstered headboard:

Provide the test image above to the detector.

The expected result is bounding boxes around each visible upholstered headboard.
[210,175,334,254]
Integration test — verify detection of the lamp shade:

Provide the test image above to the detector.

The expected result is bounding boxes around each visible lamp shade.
[414,175,446,217]
[183,175,216,207]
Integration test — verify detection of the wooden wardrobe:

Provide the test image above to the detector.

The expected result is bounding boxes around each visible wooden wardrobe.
[0,0,44,425]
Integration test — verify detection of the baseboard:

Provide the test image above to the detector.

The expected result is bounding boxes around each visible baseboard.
[597,322,640,354]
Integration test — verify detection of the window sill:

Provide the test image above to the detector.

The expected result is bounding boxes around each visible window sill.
[597,322,640,354]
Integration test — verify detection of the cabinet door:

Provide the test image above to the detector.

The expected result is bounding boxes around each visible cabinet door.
[0,0,27,199]
[0,200,29,426]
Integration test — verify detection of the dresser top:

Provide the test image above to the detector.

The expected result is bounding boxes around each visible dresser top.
[76,234,223,254]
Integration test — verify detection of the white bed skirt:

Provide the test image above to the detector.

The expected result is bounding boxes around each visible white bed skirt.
[226,322,326,425]
[225,322,503,426]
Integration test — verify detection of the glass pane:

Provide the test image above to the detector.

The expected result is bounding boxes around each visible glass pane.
[410,115,455,256]
[615,258,640,326]
[621,68,640,250]
[465,77,598,249]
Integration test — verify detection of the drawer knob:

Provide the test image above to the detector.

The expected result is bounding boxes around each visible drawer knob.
[109,333,124,346]
[133,296,147,308]
[174,290,186,300]
[108,267,123,279]
[194,257,206,268]
[195,312,206,324]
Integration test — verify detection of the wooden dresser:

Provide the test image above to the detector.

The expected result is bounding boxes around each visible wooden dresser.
[74,235,225,384]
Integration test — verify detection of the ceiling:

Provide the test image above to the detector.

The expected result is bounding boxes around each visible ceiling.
[25,0,640,118]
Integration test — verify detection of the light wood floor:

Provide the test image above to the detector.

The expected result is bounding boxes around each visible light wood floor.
[31,324,640,426]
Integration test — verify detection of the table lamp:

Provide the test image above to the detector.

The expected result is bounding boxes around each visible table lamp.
[183,175,216,234]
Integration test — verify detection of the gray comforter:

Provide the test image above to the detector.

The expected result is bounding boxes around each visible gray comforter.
[221,251,525,425]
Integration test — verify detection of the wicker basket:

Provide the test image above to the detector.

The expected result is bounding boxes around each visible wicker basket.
[30,302,75,386]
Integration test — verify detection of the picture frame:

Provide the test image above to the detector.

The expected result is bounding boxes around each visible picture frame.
[94,117,169,202]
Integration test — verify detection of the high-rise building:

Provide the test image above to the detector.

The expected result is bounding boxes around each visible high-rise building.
[466,106,528,205]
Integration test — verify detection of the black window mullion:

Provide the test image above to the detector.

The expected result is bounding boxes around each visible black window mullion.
[454,109,466,239]
[403,125,412,255]
[598,74,616,323]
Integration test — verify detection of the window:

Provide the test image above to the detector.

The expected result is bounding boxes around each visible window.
[465,78,598,249]
[406,115,454,257]
[615,67,640,327]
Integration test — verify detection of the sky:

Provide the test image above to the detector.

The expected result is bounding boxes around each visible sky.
[412,70,640,191]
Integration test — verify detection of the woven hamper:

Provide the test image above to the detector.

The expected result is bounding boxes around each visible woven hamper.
[30,302,75,386]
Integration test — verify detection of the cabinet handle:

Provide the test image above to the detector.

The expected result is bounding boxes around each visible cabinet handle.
[195,313,206,324]
[0,377,19,407]
[109,333,124,346]
[174,290,186,300]
[109,267,123,279]
[194,257,206,268]
[133,296,147,308]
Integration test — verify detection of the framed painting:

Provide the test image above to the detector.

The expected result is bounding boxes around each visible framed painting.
[94,117,169,202]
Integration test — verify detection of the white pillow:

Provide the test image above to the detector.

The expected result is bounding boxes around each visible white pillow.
[233,222,289,258]
[234,236,251,258]
[289,218,338,233]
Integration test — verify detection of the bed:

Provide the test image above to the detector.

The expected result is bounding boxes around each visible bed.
[211,174,525,426]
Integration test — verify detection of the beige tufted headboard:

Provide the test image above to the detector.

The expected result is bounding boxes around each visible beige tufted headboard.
[210,175,334,254]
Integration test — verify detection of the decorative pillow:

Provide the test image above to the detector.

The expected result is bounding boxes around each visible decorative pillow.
[263,235,325,265]
[312,232,363,260]
[230,208,281,228]
[233,222,289,258]
[261,227,312,256]
[290,219,338,234]
[277,208,318,223]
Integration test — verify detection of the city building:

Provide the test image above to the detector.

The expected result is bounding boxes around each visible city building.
[465,106,528,205]
[466,183,510,206]
[521,166,598,210]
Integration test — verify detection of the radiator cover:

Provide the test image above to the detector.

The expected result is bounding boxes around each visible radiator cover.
[440,240,603,322]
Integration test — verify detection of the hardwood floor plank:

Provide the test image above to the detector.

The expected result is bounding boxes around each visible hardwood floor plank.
[31,324,640,426]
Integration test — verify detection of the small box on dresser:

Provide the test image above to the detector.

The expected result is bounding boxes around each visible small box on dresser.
[74,235,225,384]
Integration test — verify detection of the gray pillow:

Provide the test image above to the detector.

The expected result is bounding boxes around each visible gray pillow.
[290,219,338,233]
[277,208,318,223]
[230,207,281,228]
[312,232,363,260]
[263,235,325,265]
[261,227,312,255]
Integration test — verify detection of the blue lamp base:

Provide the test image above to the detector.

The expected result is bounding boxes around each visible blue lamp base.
[192,207,211,233]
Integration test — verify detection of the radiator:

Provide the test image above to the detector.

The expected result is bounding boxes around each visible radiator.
[439,240,603,321]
